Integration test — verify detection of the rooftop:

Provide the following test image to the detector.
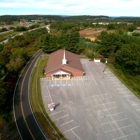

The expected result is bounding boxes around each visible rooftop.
[45,49,84,74]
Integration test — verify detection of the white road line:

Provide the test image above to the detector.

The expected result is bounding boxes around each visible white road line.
[60,120,74,126]
[55,115,69,121]
[50,110,64,116]
[71,130,81,140]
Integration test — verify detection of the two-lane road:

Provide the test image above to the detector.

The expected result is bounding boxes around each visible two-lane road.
[13,50,47,140]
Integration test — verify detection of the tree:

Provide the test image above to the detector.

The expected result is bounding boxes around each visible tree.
[0,44,4,52]
[0,49,11,64]
[7,49,27,72]
[0,63,7,81]
[127,25,136,32]
[107,24,116,30]
[115,43,140,75]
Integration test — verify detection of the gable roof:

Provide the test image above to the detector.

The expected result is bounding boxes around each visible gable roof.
[45,49,84,74]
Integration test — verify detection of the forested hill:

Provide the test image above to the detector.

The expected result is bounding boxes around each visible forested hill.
[0,15,112,24]
[0,15,64,24]
[1,15,140,24]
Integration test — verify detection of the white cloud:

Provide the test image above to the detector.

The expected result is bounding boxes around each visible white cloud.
[0,0,140,16]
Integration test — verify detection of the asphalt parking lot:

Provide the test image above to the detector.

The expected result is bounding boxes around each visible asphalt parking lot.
[40,59,140,140]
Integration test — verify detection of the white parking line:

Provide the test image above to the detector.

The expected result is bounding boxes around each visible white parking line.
[136,109,140,111]
[93,76,98,85]
[60,120,74,126]
[112,132,139,140]
[131,103,139,106]
[98,114,111,118]
[119,124,133,129]
[47,87,53,103]
[71,130,81,140]
[86,93,109,99]
[105,128,118,133]
[103,102,116,105]
[116,118,128,122]
[63,125,79,133]
[122,95,134,97]
[50,110,64,116]
[44,96,50,98]
[97,94,127,140]
[111,112,124,116]
[55,115,69,121]
[94,107,118,112]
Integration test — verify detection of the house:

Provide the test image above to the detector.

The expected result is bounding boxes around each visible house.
[45,49,84,80]
[133,30,140,34]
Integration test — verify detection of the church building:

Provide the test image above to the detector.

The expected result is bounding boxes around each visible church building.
[45,49,84,80]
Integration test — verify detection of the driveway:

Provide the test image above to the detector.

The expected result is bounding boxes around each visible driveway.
[40,59,140,140]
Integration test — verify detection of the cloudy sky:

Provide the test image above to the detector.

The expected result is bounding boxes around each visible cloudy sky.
[0,0,139,16]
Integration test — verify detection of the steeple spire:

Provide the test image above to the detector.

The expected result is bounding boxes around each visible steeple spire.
[62,49,67,65]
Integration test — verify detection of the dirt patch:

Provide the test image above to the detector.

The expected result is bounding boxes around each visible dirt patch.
[85,37,96,41]
[79,29,101,41]
[80,29,98,36]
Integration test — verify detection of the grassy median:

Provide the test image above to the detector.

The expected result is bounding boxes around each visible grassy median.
[30,54,66,140]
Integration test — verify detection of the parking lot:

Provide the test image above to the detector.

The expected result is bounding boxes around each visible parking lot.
[40,59,140,140]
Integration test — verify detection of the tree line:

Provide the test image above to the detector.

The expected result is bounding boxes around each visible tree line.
[95,30,140,93]
[0,28,47,139]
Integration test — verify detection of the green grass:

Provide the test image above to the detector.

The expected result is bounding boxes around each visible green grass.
[107,64,140,99]
[30,54,66,140]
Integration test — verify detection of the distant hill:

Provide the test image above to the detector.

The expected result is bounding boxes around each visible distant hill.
[0,15,140,25]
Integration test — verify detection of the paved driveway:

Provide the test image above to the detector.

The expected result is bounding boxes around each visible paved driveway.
[40,59,140,140]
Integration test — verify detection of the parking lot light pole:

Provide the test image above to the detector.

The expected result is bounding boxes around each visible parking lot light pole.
[103,59,108,73]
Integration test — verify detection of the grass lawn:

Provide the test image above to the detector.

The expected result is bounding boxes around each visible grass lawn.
[30,54,66,140]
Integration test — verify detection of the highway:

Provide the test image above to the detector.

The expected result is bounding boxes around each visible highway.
[13,50,48,140]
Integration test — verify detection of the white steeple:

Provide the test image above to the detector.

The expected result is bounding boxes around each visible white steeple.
[62,49,67,65]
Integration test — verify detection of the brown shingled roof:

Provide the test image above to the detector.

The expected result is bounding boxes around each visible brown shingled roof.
[45,49,84,74]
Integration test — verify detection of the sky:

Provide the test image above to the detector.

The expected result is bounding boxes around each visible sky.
[0,0,140,17]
